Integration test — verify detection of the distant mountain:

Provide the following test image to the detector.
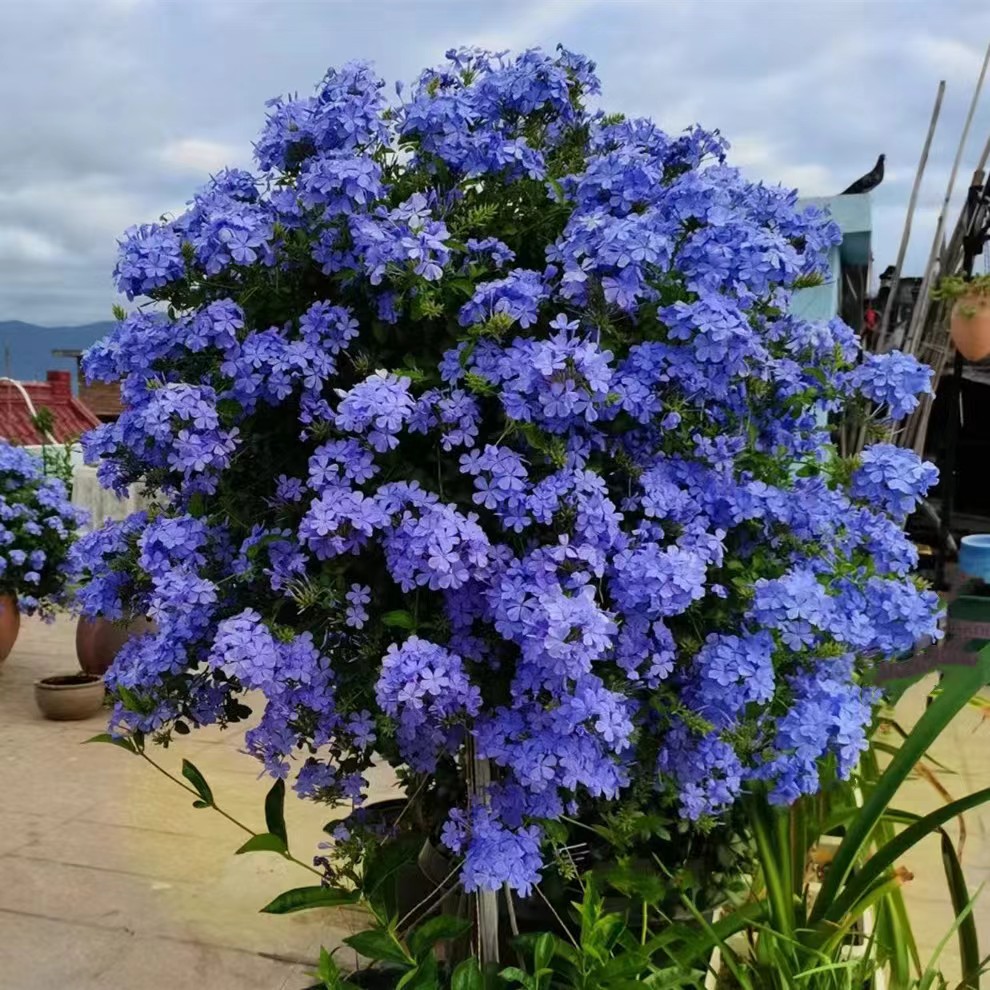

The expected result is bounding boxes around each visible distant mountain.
[0,321,114,390]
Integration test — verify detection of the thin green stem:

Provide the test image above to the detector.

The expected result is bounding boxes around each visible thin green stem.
[138,750,323,878]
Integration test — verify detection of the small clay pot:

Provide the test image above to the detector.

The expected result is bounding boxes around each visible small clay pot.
[0,593,20,664]
[950,293,990,362]
[76,615,155,676]
[35,673,105,721]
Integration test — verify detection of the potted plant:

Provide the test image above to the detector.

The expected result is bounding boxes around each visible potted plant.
[75,614,155,676]
[0,440,86,663]
[74,46,942,966]
[35,672,105,720]
[933,273,990,361]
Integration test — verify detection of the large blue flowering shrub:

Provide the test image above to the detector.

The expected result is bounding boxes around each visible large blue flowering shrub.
[0,441,85,616]
[72,47,940,895]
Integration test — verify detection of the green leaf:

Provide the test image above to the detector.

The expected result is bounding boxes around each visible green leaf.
[941,832,981,989]
[236,832,288,856]
[84,732,138,754]
[824,786,990,926]
[261,885,359,915]
[381,610,415,630]
[360,834,421,918]
[407,914,471,958]
[452,957,484,990]
[187,493,207,518]
[181,759,214,806]
[192,799,209,809]
[343,928,412,966]
[314,946,357,990]
[264,778,288,849]
[812,646,990,923]
[497,968,531,988]
[116,684,145,714]
[533,931,555,972]
[396,954,437,990]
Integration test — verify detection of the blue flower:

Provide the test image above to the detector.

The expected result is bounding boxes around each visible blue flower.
[75,43,941,896]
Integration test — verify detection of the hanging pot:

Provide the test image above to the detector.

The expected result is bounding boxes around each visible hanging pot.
[950,292,990,362]
[0,594,20,664]
[76,615,155,676]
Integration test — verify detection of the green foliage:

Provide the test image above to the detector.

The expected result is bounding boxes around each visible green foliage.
[260,885,360,914]
[696,647,990,990]
[31,407,76,490]
[932,273,990,305]
[311,947,360,990]
[501,880,702,989]
[180,758,214,807]
[235,832,288,855]
[265,777,289,848]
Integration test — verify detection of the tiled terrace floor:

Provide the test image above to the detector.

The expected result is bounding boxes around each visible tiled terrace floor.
[0,615,987,987]
[0,615,397,990]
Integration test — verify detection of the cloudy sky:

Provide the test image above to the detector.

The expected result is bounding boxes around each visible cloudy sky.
[1,0,989,325]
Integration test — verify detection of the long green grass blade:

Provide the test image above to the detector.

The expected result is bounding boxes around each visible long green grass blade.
[811,648,990,924]
[747,797,795,938]
[823,786,990,925]
[941,833,981,989]
[917,883,983,990]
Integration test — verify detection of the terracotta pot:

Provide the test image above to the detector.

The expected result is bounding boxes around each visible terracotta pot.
[76,615,155,676]
[950,293,990,362]
[34,673,105,721]
[0,593,20,664]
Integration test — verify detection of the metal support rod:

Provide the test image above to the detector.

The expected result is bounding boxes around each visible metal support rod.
[467,746,499,966]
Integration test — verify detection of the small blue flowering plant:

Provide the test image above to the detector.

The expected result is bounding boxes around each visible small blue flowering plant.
[72,47,941,897]
[0,440,86,617]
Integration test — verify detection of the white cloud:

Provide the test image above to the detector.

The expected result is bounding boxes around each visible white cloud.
[159,137,245,175]
[729,135,834,196]
[1,0,989,322]
[908,36,987,84]
[0,227,64,263]
[472,0,595,53]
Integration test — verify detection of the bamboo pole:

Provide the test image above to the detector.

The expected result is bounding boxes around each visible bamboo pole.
[904,40,990,357]
[878,80,946,350]
[910,171,989,454]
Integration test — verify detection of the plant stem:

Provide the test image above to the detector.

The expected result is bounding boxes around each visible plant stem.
[139,751,251,834]
[138,750,324,878]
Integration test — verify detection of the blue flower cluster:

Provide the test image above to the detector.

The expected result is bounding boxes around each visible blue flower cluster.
[75,47,941,895]
[0,441,86,616]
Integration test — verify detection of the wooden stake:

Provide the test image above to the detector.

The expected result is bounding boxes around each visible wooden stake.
[878,80,945,349]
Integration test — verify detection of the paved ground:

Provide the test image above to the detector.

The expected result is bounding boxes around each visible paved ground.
[0,616,988,988]
[0,616,396,990]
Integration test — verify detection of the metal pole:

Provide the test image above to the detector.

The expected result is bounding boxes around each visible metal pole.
[467,746,499,966]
